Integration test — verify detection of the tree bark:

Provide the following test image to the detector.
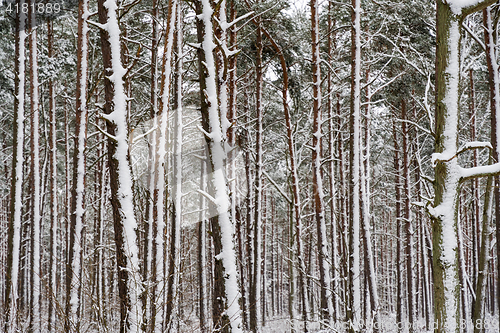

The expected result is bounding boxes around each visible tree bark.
[4,4,26,332]
[311,0,333,326]
[98,0,144,330]
[348,0,362,330]
[194,0,243,330]
[28,3,41,331]
[47,19,58,332]
[65,0,89,330]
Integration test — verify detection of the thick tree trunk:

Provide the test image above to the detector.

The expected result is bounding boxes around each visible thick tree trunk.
[194,0,243,330]
[431,1,497,331]
[4,4,26,332]
[98,0,143,331]
[65,0,89,330]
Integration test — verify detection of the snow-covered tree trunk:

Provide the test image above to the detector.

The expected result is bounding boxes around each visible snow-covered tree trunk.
[4,4,26,332]
[431,1,496,331]
[47,20,58,332]
[194,0,243,330]
[154,0,176,330]
[327,5,340,322]
[28,3,41,330]
[393,120,403,327]
[402,101,414,331]
[65,0,89,330]
[143,0,159,325]
[250,13,263,333]
[360,84,378,332]
[97,0,144,330]
[348,0,362,330]
[311,0,333,326]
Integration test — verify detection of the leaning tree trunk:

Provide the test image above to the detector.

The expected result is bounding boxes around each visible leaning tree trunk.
[98,0,143,331]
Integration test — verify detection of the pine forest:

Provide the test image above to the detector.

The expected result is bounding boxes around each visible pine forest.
[1,0,500,332]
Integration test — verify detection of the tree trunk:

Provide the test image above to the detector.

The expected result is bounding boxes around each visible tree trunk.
[28,3,41,331]
[348,0,362,330]
[402,100,415,331]
[393,120,403,329]
[47,19,58,332]
[250,14,263,333]
[327,4,340,323]
[4,4,26,332]
[311,0,333,326]
[65,0,89,330]
[431,1,497,331]
[194,0,243,330]
[98,0,144,330]
[165,6,183,331]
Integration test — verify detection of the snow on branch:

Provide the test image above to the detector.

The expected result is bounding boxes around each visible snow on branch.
[459,162,500,181]
[197,189,217,205]
[432,141,492,165]
[262,170,291,204]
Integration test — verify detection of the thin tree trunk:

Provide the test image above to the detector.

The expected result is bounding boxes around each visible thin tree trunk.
[393,119,403,329]
[327,4,339,323]
[311,0,333,326]
[143,0,160,325]
[47,19,58,332]
[199,156,209,333]
[360,71,379,332]
[250,14,263,333]
[348,0,362,330]
[154,0,177,330]
[402,100,415,331]
[28,3,41,330]
[165,6,183,331]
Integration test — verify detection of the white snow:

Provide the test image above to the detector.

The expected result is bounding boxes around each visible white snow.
[349,0,362,330]
[199,0,243,329]
[103,0,143,330]
[29,8,41,331]
[7,8,27,332]
[447,0,483,15]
